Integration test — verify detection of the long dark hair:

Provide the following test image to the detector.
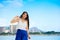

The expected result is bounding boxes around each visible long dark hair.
[20,11,29,29]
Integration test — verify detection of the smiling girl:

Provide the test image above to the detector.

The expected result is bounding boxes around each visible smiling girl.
[11,11,30,40]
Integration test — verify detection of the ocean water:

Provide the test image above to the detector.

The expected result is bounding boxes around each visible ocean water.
[0,35,60,40]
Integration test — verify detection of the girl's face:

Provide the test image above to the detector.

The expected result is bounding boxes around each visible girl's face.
[22,13,27,19]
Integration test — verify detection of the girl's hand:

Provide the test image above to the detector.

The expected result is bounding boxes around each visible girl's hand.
[28,34,31,39]
[28,36,31,39]
[11,16,19,23]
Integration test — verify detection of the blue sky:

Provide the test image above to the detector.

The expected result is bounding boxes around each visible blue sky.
[0,0,60,32]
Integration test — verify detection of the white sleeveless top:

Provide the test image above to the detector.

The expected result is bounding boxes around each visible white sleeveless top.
[16,19,27,30]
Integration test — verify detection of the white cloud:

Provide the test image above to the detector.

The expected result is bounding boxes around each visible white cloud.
[29,18,37,28]
[0,0,23,8]
[10,0,23,7]
[7,0,23,7]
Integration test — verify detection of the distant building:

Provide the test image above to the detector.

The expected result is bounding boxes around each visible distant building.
[0,26,43,34]
[29,27,43,34]
[4,27,10,33]
[0,27,5,33]
[0,26,10,33]
[4,30,10,33]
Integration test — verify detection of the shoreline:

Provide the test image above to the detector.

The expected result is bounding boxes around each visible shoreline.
[0,34,60,36]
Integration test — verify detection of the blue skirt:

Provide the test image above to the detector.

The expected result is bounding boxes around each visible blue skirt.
[15,29,28,40]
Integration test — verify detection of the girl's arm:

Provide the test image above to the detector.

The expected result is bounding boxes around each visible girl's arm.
[11,16,19,23]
